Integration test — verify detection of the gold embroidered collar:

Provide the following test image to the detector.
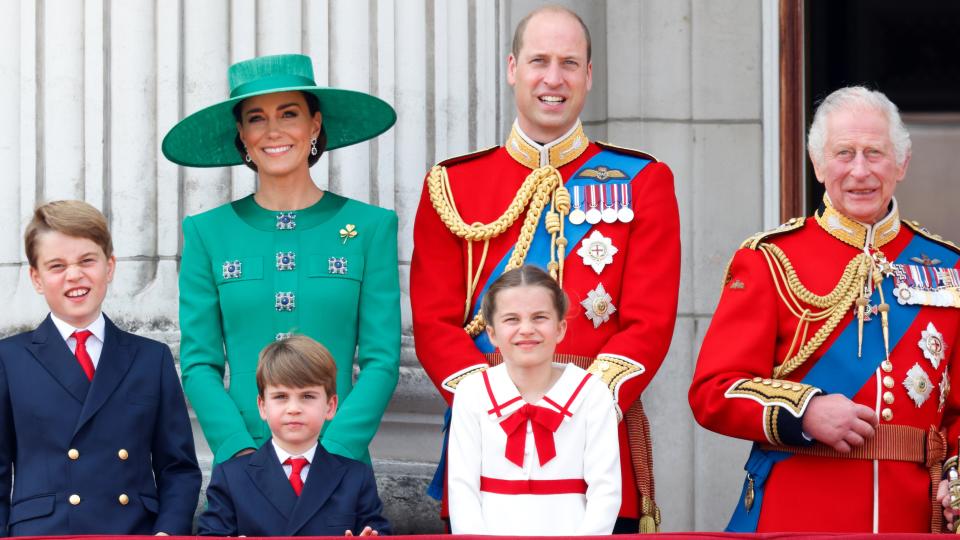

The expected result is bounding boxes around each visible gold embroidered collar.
[505,120,588,169]
[814,194,900,249]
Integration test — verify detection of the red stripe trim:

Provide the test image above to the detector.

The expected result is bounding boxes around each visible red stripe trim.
[483,370,523,417]
[541,395,568,416]
[554,373,593,417]
[479,476,587,495]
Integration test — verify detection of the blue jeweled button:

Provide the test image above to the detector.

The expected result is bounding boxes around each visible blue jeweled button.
[222,260,242,279]
[328,257,348,275]
[275,292,296,311]
[276,251,296,271]
[276,212,297,230]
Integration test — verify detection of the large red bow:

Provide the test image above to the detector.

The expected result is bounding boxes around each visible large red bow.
[499,403,564,467]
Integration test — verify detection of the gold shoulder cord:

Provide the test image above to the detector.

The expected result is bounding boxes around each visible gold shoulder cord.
[427,164,569,336]
[758,242,873,378]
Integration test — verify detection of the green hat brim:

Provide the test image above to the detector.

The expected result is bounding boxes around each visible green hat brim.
[161,86,396,167]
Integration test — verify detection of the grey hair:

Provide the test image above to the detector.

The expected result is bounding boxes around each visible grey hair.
[807,86,911,169]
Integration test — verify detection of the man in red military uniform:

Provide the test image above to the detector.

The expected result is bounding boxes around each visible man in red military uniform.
[690,86,960,533]
[411,5,680,533]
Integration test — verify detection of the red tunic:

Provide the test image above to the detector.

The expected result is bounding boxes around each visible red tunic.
[411,122,681,519]
[689,199,960,532]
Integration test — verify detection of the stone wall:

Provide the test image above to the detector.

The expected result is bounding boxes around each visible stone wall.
[0,0,770,532]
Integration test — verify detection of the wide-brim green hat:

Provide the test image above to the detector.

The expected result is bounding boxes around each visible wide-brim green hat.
[162,54,396,167]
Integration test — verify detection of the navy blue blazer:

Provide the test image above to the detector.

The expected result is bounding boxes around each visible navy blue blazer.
[198,440,391,536]
[0,314,201,536]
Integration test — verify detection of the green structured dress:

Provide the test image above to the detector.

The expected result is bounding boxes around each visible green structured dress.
[179,192,400,464]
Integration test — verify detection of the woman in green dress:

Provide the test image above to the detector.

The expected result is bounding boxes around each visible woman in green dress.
[162,54,400,464]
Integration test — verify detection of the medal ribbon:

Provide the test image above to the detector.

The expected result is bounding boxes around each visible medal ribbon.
[469,150,651,352]
[726,231,960,532]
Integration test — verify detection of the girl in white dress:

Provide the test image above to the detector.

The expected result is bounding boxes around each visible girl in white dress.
[447,265,621,535]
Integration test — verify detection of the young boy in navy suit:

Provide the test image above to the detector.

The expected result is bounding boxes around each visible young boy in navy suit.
[198,335,391,536]
[0,200,201,536]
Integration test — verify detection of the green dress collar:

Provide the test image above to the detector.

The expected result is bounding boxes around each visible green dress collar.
[231,192,346,232]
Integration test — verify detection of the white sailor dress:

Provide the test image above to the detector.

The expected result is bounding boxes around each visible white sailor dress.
[447,363,621,535]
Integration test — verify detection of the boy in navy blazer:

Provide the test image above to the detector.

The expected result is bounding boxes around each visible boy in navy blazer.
[0,200,201,536]
[198,335,391,536]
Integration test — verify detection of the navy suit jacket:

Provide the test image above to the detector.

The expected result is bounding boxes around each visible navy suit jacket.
[198,440,391,536]
[0,314,201,536]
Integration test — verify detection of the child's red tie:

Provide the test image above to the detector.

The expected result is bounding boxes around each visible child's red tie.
[72,330,95,381]
[285,457,309,496]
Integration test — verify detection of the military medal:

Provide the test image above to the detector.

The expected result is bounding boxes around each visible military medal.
[276,251,296,271]
[893,263,960,308]
[276,212,297,230]
[601,184,618,224]
[903,363,933,407]
[576,231,618,274]
[585,185,602,224]
[581,283,616,328]
[328,257,348,275]
[919,322,945,369]
[275,292,296,312]
[222,260,242,279]
[568,186,587,225]
[617,184,634,223]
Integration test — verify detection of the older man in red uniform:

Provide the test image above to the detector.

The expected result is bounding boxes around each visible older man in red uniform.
[411,5,680,533]
[690,86,960,533]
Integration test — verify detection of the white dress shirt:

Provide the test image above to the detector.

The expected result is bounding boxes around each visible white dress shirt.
[50,312,106,369]
[272,439,318,483]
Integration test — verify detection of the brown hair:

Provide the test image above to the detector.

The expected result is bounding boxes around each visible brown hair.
[511,5,592,62]
[25,200,113,268]
[256,335,337,398]
[480,265,569,325]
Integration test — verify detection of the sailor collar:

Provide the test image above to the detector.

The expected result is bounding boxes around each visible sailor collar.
[814,194,900,249]
[505,120,589,169]
[481,363,593,423]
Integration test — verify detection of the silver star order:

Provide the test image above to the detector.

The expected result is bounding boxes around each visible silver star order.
[580,283,617,328]
[576,231,618,274]
[919,322,946,369]
[903,363,933,408]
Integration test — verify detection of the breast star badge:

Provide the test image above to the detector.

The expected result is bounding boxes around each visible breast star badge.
[919,322,946,369]
[581,283,617,328]
[576,231,618,274]
[903,363,932,408]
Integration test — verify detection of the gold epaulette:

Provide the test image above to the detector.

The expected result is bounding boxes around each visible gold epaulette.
[595,141,659,163]
[436,146,499,168]
[740,217,806,250]
[903,220,960,255]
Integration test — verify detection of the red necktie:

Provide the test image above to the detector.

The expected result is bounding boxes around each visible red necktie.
[285,457,309,496]
[72,330,95,381]
[499,403,564,467]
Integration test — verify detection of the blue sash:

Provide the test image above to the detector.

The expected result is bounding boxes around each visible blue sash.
[471,150,651,352]
[726,232,959,532]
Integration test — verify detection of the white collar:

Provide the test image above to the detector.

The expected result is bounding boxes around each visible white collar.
[482,363,592,422]
[271,439,318,465]
[51,312,106,343]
